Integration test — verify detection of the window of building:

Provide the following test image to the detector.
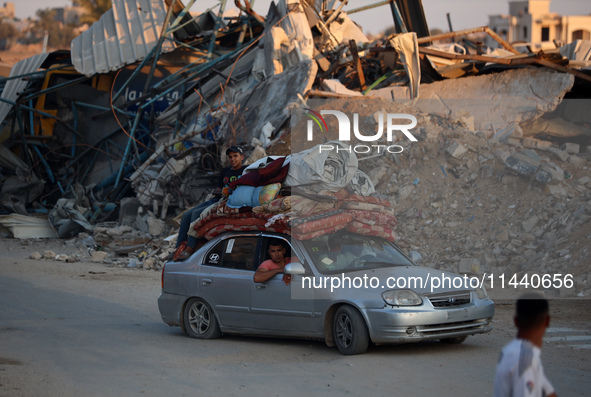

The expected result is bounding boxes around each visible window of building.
[541,27,550,41]
[572,30,590,41]
[523,26,528,40]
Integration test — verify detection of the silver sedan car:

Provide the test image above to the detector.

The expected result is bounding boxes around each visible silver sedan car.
[158,231,494,355]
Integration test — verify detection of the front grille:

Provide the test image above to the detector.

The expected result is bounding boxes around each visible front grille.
[428,291,471,308]
[418,318,491,335]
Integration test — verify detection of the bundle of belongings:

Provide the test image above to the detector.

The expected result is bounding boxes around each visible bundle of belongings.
[187,141,397,244]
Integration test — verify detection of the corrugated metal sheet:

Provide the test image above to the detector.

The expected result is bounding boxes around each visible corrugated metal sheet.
[0,53,49,128]
[71,0,176,76]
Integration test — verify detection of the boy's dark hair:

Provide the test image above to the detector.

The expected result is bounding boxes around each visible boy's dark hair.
[268,238,285,249]
[515,292,549,330]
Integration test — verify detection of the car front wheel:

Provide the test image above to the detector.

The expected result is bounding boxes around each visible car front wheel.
[183,298,221,339]
[333,305,369,355]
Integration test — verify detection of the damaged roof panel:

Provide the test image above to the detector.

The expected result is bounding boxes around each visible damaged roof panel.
[0,53,49,128]
[71,0,176,76]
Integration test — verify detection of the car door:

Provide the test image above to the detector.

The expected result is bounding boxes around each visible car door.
[198,234,260,329]
[251,235,318,335]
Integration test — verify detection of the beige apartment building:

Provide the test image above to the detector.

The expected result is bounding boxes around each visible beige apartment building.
[487,0,591,49]
[0,2,15,19]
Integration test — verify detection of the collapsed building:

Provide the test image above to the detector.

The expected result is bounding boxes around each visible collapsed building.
[0,0,590,294]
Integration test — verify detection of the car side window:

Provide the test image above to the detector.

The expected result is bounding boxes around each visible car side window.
[204,242,224,267]
[204,237,258,271]
[260,237,303,267]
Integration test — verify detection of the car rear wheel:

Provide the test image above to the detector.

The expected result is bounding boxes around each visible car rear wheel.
[183,298,221,339]
[439,336,467,344]
[333,305,369,355]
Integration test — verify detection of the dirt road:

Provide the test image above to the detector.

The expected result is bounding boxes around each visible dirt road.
[1,238,589,396]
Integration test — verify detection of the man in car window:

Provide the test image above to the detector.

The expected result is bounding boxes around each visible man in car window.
[254,240,294,284]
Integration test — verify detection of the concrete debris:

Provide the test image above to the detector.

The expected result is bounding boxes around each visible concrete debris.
[147,217,167,237]
[547,147,570,162]
[48,199,93,238]
[504,151,552,184]
[92,251,109,263]
[522,216,540,233]
[409,69,575,132]
[0,0,590,296]
[459,258,480,275]
[43,251,56,260]
[561,143,580,154]
[30,252,42,260]
[545,184,568,197]
[567,155,586,167]
[119,198,141,227]
[446,141,468,159]
[523,138,553,151]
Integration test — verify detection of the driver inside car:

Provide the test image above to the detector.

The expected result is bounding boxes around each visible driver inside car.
[324,238,359,270]
[253,240,295,285]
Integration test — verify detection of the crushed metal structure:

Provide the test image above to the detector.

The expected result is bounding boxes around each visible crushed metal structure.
[0,0,589,238]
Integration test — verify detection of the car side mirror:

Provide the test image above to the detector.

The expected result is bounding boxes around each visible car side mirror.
[284,262,305,275]
[408,251,423,264]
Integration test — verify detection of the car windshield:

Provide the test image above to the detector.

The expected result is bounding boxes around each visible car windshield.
[299,231,414,274]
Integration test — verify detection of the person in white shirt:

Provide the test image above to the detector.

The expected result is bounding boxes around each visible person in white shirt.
[493,292,557,397]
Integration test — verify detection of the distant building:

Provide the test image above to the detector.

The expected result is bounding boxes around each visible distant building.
[64,6,85,25]
[0,2,15,19]
[487,0,591,49]
[52,6,85,25]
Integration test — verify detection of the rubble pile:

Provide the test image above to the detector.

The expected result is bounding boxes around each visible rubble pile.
[310,100,590,298]
[0,1,590,294]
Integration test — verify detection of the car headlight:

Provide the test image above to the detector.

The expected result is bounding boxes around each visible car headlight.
[475,285,488,299]
[382,290,423,306]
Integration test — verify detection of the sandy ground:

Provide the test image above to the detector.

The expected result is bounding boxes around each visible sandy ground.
[1,237,590,396]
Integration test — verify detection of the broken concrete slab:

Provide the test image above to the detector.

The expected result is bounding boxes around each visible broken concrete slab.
[390,68,575,132]
[523,137,553,150]
[119,197,141,227]
[522,215,540,233]
[547,147,570,162]
[480,164,494,179]
[446,141,468,159]
[567,154,586,167]
[43,250,57,260]
[504,151,552,184]
[143,257,157,270]
[541,163,565,185]
[92,251,109,263]
[147,217,166,237]
[545,184,568,196]
[521,116,591,139]
[561,142,580,153]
